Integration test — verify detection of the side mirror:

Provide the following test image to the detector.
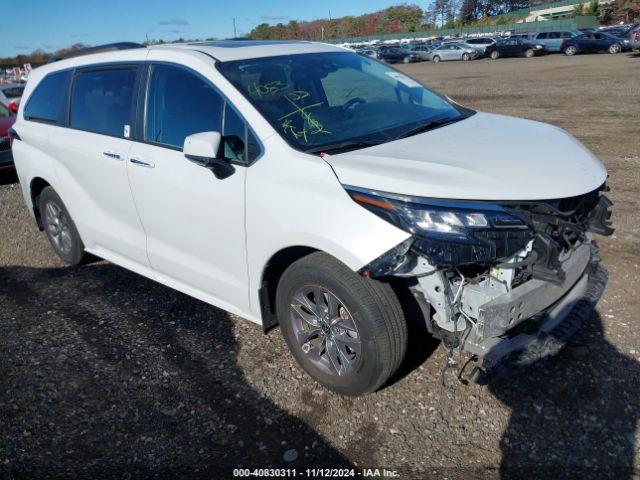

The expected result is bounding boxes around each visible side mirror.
[183,131,235,180]
[8,101,18,115]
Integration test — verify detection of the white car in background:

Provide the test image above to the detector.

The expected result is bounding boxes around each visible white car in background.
[11,40,613,396]
[464,37,497,55]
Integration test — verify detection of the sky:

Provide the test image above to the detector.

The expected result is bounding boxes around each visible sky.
[0,0,403,57]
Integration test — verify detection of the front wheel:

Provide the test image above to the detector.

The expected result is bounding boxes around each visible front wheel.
[565,45,577,56]
[276,252,408,396]
[432,55,441,63]
[490,50,500,60]
[609,43,621,54]
[402,56,410,64]
[38,186,86,265]
[462,52,470,61]
[524,48,535,58]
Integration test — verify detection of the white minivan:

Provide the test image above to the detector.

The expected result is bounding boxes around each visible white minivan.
[11,40,613,396]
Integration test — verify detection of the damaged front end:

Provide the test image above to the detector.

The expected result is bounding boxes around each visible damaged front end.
[347,185,613,380]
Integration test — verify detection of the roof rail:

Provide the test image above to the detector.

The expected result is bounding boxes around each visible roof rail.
[47,42,146,63]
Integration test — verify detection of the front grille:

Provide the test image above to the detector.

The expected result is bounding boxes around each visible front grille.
[501,185,612,285]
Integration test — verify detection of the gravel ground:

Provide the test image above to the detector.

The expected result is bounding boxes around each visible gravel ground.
[1,53,639,479]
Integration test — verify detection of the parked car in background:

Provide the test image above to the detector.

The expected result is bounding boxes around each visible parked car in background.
[530,30,581,52]
[357,48,378,59]
[0,102,16,170]
[485,38,547,59]
[427,43,477,62]
[562,32,631,55]
[409,45,431,61]
[600,23,639,38]
[377,47,421,63]
[631,28,640,51]
[0,83,25,107]
[508,33,535,41]
[464,37,497,56]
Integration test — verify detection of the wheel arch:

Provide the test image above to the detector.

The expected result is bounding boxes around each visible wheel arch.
[258,245,320,333]
[30,176,52,230]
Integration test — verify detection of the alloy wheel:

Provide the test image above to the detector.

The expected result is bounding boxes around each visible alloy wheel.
[44,201,73,254]
[290,285,361,377]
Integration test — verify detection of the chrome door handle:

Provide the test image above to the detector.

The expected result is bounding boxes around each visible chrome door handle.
[129,156,155,168]
[102,150,122,160]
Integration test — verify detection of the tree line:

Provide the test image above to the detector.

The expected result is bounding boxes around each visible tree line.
[247,0,640,40]
[1,0,638,68]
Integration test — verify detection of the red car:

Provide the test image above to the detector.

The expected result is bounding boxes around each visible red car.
[0,101,17,170]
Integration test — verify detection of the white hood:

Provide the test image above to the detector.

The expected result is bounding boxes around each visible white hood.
[324,112,607,201]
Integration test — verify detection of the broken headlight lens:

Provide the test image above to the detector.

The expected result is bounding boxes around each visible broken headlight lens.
[346,187,533,266]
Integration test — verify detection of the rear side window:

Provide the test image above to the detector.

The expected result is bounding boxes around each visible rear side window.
[145,65,223,149]
[537,33,548,39]
[70,68,136,138]
[24,70,72,124]
[548,32,560,39]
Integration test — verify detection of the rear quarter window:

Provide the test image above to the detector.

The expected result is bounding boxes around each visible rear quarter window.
[24,70,73,125]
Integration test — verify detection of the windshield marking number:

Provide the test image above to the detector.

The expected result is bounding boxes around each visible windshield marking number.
[278,93,331,143]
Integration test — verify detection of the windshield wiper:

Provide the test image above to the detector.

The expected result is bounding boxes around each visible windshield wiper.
[394,117,463,140]
[306,140,382,155]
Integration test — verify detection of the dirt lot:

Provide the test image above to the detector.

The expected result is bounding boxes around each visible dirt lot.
[1,53,639,479]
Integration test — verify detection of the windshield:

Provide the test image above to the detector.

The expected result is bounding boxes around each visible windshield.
[218,51,469,153]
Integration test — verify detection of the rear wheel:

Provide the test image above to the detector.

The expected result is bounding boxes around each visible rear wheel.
[565,45,577,56]
[609,43,621,54]
[524,48,535,58]
[276,252,408,396]
[462,52,470,61]
[490,50,500,60]
[38,186,85,265]
[432,55,441,63]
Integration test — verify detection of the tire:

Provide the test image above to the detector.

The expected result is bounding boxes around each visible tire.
[462,53,470,61]
[524,48,534,58]
[490,50,500,60]
[609,43,621,54]
[38,186,85,265]
[402,56,410,64]
[432,55,441,63]
[276,252,408,396]
[565,45,577,56]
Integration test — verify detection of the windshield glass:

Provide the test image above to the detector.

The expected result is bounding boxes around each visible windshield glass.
[218,51,468,153]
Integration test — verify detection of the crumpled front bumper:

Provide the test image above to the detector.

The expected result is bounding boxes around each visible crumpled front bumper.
[463,248,607,383]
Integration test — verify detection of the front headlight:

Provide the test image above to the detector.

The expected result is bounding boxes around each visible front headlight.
[345,187,533,266]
